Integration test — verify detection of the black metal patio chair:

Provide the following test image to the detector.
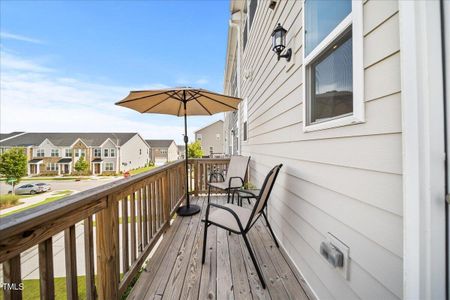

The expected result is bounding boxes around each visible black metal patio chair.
[207,155,250,204]
[202,164,283,288]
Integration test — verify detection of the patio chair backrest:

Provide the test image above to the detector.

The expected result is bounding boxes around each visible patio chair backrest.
[247,164,283,228]
[225,155,250,188]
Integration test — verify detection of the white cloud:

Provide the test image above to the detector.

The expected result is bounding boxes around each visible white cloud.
[0,51,200,144]
[0,32,43,44]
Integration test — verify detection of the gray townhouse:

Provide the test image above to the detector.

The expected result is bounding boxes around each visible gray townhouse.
[194,120,224,157]
[0,132,150,176]
[146,139,178,166]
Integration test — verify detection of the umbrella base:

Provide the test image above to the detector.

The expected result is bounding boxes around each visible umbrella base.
[177,204,201,216]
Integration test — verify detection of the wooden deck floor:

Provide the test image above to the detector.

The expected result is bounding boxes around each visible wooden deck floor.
[127,196,310,300]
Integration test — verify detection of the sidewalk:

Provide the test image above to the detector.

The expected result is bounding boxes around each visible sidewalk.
[0,189,78,215]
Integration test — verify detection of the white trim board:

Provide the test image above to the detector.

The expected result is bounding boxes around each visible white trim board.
[399,1,447,299]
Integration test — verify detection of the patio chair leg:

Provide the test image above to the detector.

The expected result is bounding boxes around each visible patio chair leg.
[263,212,279,248]
[242,233,266,289]
[227,190,230,203]
[202,222,208,264]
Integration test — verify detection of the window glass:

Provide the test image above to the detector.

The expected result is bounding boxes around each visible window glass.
[309,31,353,123]
[65,149,72,157]
[243,20,248,50]
[104,149,109,157]
[110,148,115,157]
[243,121,248,141]
[249,0,258,30]
[305,0,351,56]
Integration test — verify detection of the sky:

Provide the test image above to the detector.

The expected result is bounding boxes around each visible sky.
[0,0,230,144]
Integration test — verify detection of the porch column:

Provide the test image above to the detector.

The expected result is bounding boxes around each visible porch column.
[27,164,31,176]
[58,164,61,176]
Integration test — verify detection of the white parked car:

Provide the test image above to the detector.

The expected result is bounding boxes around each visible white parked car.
[35,182,51,192]
[15,183,46,195]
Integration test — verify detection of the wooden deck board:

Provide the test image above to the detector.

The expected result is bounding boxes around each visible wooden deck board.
[128,196,310,300]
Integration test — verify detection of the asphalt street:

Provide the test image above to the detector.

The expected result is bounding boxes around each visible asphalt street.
[0,177,120,194]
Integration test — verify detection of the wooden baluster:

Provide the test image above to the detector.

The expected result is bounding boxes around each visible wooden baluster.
[151,181,156,236]
[159,178,164,227]
[121,196,129,273]
[64,225,78,300]
[39,237,54,300]
[146,182,152,240]
[136,186,143,253]
[130,190,137,263]
[163,170,170,223]
[3,255,22,300]
[96,195,119,300]
[143,184,148,246]
[84,217,96,300]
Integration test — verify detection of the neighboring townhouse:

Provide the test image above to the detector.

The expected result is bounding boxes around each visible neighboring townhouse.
[146,139,178,166]
[223,0,449,299]
[0,132,150,176]
[194,120,224,157]
[177,145,186,160]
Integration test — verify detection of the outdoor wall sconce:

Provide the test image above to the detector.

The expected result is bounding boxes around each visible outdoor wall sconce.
[271,23,292,62]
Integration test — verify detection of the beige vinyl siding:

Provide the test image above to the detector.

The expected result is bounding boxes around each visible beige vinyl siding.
[238,0,401,299]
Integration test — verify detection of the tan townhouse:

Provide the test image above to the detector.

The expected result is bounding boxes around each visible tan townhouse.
[0,132,150,176]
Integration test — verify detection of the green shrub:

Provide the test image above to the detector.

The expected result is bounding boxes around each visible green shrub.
[0,194,21,209]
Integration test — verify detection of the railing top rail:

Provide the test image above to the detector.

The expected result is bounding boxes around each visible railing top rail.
[188,157,231,162]
[0,159,186,239]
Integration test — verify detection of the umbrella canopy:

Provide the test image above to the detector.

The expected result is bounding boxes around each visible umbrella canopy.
[116,87,242,216]
[115,87,241,116]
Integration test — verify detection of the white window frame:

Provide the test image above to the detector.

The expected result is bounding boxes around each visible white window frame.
[65,148,72,158]
[242,98,248,142]
[104,148,109,157]
[302,0,364,132]
[104,162,114,171]
[51,149,59,157]
[36,149,45,157]
[94,148,101,157]
[110,148,116,157]
[46,163,58,171]
[196,134,202,141]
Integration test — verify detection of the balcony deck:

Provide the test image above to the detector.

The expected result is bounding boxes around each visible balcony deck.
[128,195,310,300]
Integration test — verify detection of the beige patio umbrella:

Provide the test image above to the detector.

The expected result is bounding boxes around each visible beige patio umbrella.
[116,87,241,216]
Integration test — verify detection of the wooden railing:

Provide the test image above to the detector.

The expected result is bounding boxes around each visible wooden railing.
[0,158,230,300]
[188,158,230,195]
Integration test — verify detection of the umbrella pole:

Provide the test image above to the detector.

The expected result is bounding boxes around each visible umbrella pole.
[177,99,201,216]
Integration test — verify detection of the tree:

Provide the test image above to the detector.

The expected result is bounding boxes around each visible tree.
[74,156,89,174]
[0,147,27,193]
[188,141,203,158]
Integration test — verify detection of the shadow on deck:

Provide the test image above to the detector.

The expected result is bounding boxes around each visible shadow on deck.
[128,195,310,300]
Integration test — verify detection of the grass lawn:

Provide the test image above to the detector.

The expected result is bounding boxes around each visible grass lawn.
[0,275,87,300]
[0,190,73,218]
[129,166,156,176]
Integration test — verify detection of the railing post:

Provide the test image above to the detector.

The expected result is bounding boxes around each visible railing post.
[3,255,22,300]
[96,195,119,300]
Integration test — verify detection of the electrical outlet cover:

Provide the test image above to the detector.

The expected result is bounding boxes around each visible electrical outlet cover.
[327,232,350,280]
